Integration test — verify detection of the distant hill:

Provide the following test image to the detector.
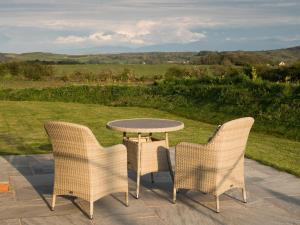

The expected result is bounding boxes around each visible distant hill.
[1,46,300,65]
[0,52,195,64]
[0,53,10,62]
[192,46,300,65]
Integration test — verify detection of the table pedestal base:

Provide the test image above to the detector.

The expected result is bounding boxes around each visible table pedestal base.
[123,135,173,198]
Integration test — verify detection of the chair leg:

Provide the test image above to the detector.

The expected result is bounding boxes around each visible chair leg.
[125,191,129,206]
[173,186,177,204]
[216,196,220,213]
[151,172,154,183]
[51,194,56,211]
[89,201,94,220]
[242,187,247,203]
[136,171,140,199]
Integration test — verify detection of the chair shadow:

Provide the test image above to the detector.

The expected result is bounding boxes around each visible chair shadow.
[3,156,54,210]
[128,170,227,225]
[262,187,300,207]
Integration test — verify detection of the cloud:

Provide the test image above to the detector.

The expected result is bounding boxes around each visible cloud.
[224,34,300,44]
[55,35,86,44]
[89,32,112,41]
[1,0,300,53]
[54,18,207,46]
[277,35,300,42]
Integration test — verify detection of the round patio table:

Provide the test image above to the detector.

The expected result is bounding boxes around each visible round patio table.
[106,118,184,198]
[107,118,184,136]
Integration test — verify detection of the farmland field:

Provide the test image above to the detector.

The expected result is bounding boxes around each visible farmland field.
[1,63,212,89]
[52,64,204,77]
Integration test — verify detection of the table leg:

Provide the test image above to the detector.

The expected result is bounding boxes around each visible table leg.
[136,133,141,199]
[123,131,131,170]
[149,132,154,183]
[165,132,174,182]
[165,132,169,148]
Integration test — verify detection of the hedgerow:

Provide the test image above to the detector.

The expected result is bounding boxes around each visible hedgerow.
[0,78,299,141]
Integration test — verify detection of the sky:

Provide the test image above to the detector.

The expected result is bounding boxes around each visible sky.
[0,0,300,54]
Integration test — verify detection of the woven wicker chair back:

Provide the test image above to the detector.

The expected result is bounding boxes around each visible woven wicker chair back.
[44,121,101,158]
[210,117,254,170]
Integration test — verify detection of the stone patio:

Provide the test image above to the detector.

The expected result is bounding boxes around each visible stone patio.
[0,151,299,225]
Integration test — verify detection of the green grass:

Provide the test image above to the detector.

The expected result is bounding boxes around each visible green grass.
[0,80,132,89]
[0,80,149,90]
[2,52,197,64]
[1,64,207,89]
[53,64,205,77]
[0,80,75,89]
[0,100,299,176]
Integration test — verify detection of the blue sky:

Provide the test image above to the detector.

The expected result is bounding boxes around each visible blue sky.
[0,0,300,53]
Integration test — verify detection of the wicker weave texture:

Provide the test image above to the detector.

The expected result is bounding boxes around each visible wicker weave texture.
[44,121,128,203]
[123,137,169,175]
[174,117,254,196]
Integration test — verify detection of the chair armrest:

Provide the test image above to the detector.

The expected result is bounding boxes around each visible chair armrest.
[176,142,207,151]
[175,142,217,171]
[88,144,128,197]
[88,144,127,177]
[88,144,127,160]
[103,144,127,154]
[174,142,218,192]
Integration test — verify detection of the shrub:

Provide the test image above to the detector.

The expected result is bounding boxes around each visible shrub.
[98,69,115,81]
[0,63,8,78]
[165,66,185,80]
[0,61,54,80]
[119,68,136,82]
[252,61,300,82]
[22,63,54,80]
[6,62,21,76]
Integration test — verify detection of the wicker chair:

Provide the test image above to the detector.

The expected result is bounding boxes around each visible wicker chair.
[44,121,128,219]
[173,117,254,212]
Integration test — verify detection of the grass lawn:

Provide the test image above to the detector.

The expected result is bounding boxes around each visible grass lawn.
[0,100,299,177]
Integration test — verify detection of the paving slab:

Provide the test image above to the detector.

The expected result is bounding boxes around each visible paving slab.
[84,194,156,218]
[153,204,221,225]
[0,153,299,225]
[219,199,300,225]
[0,218,21,225]
[21,214,92,225]
[93,214,166,225]
[0,200,81,220]
[0,191,16,204]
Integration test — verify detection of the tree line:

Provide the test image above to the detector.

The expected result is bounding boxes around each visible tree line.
[0,60,300,83]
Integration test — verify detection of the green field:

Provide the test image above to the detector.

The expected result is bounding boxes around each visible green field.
[0,80,121,89]
[1,63,212,89]
[0,80,77,89]
[2,52,196,64]
[0,100,299,176]
[53,64,199,77]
